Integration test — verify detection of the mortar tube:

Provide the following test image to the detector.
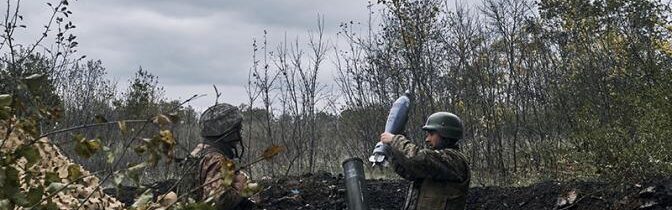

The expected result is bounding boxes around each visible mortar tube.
[342,158,370,210]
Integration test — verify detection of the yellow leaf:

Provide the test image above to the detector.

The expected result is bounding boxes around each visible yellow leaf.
[67,164,82,182]
[127,162,147,184]
[220,158,235,187]
[117,120,128,134]
[87,138,102,151]
[240,182,262,198]
[262,145,285,160]
[131,189,153,208]
[159,130,175,145]
[157,191,177,207]
[152,114,172,127]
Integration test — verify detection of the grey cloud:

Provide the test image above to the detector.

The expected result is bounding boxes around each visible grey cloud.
[13,0,372,110]
[77,0,370,32]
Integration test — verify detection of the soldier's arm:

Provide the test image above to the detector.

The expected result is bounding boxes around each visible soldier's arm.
[388,135,467,182]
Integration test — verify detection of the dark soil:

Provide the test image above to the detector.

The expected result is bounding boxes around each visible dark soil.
[256,173,672,210]
[257,171,409,210]
[108,173,672,209]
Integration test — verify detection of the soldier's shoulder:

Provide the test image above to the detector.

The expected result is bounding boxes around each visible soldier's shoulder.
[437,148,468,162]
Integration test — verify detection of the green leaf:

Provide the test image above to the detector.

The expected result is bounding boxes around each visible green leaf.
[26,186,44,206]
[112,172,125,186]
[45,182,67,193]
[11,192,29,207]
[18,118,39,139]
[73,134,88,158]
[0,199,11,210]
[103,146,115,164]
[72,133,85,142]
[23,74,45,93]
[67,164,82,182]
[44,172,60,186]
[94,115,108,123]
[133,145,146,155]
[74,142,90,158]
[131,189,153,208]
[0,108,10,120]
[0,94,11,107]
[87,138,102,152]
[166,112,180,124]
[74,135,101,159]
[0,167,5,188]
[148,150,161,167]
[4,166,20,195]
[36,200,58,210]
[15,145,41,167]
[127,162,146,185]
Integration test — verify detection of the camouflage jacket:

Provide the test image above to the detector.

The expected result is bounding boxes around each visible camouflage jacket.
[388,135,470,210]
[192,144,255,210]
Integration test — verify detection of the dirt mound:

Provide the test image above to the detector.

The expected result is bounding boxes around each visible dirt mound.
[257,172,408,210]
[108,173,672,209]
[468,177,672,210]
[257,173,672,210]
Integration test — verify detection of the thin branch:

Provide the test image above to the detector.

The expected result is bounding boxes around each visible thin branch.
[213,84,221,105]
[19,0,63,64]
[37,119,147,139]
[76,94,201,209]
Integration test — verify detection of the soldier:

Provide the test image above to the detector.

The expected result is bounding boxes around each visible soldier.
[190,103,256,210]
[379,112,470,210]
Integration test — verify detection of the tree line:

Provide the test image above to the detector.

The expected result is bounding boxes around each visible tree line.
[242,0,672,185]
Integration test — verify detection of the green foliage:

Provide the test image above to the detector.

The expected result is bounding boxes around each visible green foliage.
[536,0,672,182]
[67,164,82,182]
[330,0,672,184]
[0,0,199,208]
[73,134,102,159]
[0,94,11,120]
[15,145,40,167]
[118,68,165,119]
[130,189,153,209]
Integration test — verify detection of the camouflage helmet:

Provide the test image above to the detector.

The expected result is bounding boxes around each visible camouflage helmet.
[199,103,243,137]
[422,112,463,140]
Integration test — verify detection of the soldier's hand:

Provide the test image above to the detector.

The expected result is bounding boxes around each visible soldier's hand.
[380,132,395,144]
[233,171,248,191]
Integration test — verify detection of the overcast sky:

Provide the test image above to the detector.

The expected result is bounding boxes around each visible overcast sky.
[13,0,382,112]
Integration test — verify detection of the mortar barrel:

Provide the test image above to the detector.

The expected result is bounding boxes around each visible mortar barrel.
[342,157,369,210]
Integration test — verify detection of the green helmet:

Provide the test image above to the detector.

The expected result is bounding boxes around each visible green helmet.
[199,103,242,138]
[422,112,464,140]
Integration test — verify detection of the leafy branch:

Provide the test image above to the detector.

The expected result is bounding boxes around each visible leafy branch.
[165,144,284,209]
[75,94,200,209]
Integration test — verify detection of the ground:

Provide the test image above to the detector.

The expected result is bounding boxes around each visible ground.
[255,172,672,210]
[108,172,672,209]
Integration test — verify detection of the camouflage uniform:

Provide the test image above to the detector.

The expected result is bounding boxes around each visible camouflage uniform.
[192,103,255,210]
[388,135,470,210]
[191,144,254,210]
